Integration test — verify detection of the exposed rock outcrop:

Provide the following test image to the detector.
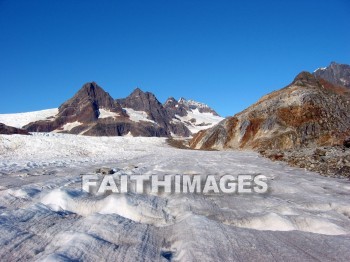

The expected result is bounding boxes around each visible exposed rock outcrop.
[0,123,31,135]
[190,72,350,151]
[24,82,127,133]
[164,97,220,118]
[117,88,191,137]
[313,62,350,89]
[23,83,217,137]
[164,97,223,135]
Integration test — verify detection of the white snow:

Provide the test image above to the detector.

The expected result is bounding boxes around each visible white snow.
[0,108,58,128]
[98,108,120,119]
[0,133,350,260]
[313,66,327,73]
[174,108,224,134]
[59,121,82,131]
[123,108,155,123]
[178,97,211,109]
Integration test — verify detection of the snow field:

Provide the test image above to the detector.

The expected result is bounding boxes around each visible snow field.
[0,134,350,260]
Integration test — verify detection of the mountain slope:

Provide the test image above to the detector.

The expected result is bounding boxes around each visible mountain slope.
[24,83,171,137]
[0,108,58,129]
[116,88,191,137]
[12,83,221,137]
[164,97,223,134]
[313,62,350,88]
[190,72,350,151]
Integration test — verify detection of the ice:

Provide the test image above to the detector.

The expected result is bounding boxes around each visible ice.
[173,108,223,134]
[0,134,350,261]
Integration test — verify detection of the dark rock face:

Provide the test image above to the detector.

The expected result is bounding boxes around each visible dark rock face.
[81,119,168,137]
[117,88,170,128]
[313,62,350,88]
[24,84,192,137]
[117,88,191,137]
[191,71,350,151]
[24,82,126,133]
[0,123,31,135]
[59,82,125,123]
[164,97,188,117]
[164,97,219,118]
[344,138,350,148]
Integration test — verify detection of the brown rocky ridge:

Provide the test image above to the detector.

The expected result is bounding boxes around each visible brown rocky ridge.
[190,69,350,177]
[0,123,31,135]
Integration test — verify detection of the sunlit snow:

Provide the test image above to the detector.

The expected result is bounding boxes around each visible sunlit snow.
[0,133,350,261]
[0,108,58,128]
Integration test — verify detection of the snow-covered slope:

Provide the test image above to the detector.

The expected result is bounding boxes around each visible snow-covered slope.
[0,134,350,261]
[0,108,58,128]
[172,108,224,133]
[123,108,156,123]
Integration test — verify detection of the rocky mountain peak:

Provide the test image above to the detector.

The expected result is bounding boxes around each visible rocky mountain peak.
[58,82,124,123]
[129,87,145,97]
[292,71,319,87]
[164,97,177,107]
[313,62,350,88]
[25,82,125,133]
[23,83,221,138]
[178,97,219,116]
[119,88,161,112]
[69,82,119,110]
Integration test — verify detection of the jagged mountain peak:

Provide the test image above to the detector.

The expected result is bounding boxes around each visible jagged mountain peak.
[19,82,222,138]
[74,82,114,103]
[313,62,350,88]
[177,97,219,116]
[179,97,209,108]
[127,87,159,103]
[130,87,144,96]
[59,82,123,119]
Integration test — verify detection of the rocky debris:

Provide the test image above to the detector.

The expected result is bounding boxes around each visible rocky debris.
[261,146,350,178]
[166,138,190,149]
[190,71,350,151]
[0,123,31,135]
[313,62,350,89]
[344,137,350,148]
[95,167,115,175]
[314,148,326,156]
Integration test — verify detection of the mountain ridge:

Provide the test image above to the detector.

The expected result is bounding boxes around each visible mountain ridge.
[7,83,222,137]
[190,69,350,151]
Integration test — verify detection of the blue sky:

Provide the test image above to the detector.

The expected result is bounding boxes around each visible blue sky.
[0,0,349,117]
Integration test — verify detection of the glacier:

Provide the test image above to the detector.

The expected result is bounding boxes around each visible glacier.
[0,133,350,261]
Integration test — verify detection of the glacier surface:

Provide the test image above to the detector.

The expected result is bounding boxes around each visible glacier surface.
[0,133,350,261]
